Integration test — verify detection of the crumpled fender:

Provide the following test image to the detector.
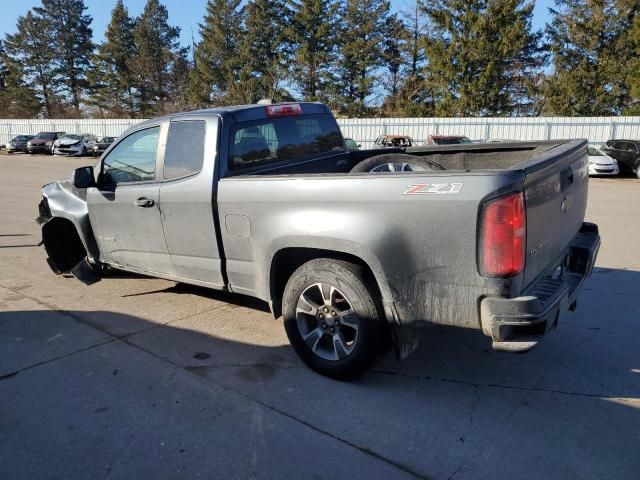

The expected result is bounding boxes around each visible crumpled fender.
[41,180,99,260]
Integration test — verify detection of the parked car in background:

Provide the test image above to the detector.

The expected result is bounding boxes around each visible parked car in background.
[6,135,35,153]
[425,135,473,145]
[27,132,65,154]
[587,146,618,176]
[600,139,640,178]
[373,134,413,147]
[344,137,360,150]
[92,136,116,156]
[53,133,98,156]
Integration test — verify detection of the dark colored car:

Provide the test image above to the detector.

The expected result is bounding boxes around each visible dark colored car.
[92,136,116,157]
[373,135,413,147]
[600,139,640,178]
[27,132,65,155]
[426,135,473,145]
[6,135,35,153]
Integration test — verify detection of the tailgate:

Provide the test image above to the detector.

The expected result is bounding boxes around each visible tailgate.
[521,140,589,288]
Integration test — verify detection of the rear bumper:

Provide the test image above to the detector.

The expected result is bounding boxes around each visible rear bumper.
[480,222,600,352]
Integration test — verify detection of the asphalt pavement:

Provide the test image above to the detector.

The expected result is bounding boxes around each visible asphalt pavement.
[1,153,639,480]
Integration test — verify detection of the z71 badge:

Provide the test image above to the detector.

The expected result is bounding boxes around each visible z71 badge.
[404,183,463,195]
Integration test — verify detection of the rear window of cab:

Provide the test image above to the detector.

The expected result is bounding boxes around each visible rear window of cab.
[229,113,345,170]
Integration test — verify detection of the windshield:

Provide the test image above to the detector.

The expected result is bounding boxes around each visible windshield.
[60,134,81,141]
[38,133,57,140]
[100,137,115,143]
[14,135,32,141]
[588,147,604,156]
[436,137,472,145]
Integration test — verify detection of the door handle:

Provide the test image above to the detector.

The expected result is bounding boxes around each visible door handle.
[134,197,155,208]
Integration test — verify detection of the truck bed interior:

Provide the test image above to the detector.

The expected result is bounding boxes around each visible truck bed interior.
[243,140,565,176]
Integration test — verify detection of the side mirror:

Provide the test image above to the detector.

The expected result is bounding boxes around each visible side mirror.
[72,166,95,189]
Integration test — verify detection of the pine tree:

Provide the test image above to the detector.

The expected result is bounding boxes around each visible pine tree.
[88,0,136,116]
[34,0,94,115]
[335,0,392,115]
[4,11,57,117]
[189,0,244,107]
[420,0,545,116]
[286,0,340,101]
[0,40,41,117]
[542,0,622,115]
[131,0,188,116]
[237,0,289,102]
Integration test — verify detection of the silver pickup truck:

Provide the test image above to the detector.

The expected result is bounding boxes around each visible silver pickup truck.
[38,102,601,380]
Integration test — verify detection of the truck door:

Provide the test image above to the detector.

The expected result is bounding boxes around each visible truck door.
[158,116,225,288]
[87,124,172,273]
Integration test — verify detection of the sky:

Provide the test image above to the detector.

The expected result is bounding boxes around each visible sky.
[0,0,556,48]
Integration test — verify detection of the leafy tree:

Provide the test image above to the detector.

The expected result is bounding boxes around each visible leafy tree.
[614,0,640,114]
[4,11,56,117]
[286,0,340,101]
[237,0,289,102]
[420,0,545,116]
[130,0,189,116]
[542,0,622,115]
[189,0,244,107]
[34,0,94,115]
[334,0,392,115]
[88,0,136,116]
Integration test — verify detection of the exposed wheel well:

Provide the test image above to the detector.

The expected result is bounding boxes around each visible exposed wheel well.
[42,217,87,273]
[269,247,384,319]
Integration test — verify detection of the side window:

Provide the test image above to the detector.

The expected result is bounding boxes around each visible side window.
[102,126,160,185]
[163,120,206,180]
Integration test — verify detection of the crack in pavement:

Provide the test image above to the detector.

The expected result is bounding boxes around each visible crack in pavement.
[371,369,636,400]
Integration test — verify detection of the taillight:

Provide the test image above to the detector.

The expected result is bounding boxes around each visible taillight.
[265,103,302,117]
[479,192,526,277]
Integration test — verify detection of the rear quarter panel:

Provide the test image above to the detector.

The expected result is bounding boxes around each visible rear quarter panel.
[218,171,524,329]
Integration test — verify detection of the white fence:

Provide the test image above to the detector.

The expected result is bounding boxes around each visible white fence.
[2,116,640,149]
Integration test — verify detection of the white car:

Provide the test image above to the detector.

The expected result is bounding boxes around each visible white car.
[53,133,98,156]
[588,146,619,176]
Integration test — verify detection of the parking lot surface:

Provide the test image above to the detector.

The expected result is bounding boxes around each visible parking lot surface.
[1,154,639,479]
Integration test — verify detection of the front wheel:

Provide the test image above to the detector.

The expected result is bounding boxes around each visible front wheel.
[282,258,386,380]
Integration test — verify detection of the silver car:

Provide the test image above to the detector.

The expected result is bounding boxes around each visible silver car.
[53,133,98,156]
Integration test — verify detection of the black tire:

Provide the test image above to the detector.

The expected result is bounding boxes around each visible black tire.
[82,146,87,156]
[350,153,444,173]
[282,258,386,380]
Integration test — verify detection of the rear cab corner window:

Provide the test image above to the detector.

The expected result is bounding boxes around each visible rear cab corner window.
[229,113,345,170]
[163,120,207,180]
[101,126,160,185]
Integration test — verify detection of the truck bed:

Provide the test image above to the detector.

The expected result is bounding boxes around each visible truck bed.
[240,140,568,176]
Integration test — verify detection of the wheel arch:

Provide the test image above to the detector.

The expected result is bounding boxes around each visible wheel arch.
[267,243,396,323]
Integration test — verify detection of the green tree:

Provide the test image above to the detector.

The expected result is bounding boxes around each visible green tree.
[4,11,57,117]
[614,0,640,114]
[0,40,41,117]
[334,0,392,115]
[236,0,289,102]
[542,0,622,115]
[131,0,189,116]
[88,0,136,116]
[286,0,340,101]
[189,0,244,107]
[34,0,94,115]
[420,0,545,116]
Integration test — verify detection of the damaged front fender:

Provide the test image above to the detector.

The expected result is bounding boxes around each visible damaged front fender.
[39,180,100,275]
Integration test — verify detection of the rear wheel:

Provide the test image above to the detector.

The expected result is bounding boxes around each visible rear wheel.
[282,258,386,380]
[350,153,443,173]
